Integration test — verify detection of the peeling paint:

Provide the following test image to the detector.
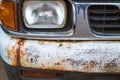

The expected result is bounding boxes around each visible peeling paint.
[6,39,25,66]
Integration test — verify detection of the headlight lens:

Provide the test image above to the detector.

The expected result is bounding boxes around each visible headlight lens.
[23,0,67,29]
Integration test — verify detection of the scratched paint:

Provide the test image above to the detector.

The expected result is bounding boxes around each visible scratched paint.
[0,26,120,73]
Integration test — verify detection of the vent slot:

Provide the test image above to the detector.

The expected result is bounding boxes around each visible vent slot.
[88,5,120,35]
[73,0,120,3]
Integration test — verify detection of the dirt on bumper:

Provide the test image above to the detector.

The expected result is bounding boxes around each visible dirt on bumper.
[0,25,120,73]
[4,39,120,73]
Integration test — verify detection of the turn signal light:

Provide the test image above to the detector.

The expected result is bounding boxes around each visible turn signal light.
[0,0,17,30]
[22,70,56,78]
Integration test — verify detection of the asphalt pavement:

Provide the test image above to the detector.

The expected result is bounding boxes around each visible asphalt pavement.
[0,57,8,80]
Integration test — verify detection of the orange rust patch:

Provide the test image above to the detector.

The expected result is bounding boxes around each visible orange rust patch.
[7,49,11,60]
[6,39,25,66]
[6,46,18,66]
[19,40,120,73]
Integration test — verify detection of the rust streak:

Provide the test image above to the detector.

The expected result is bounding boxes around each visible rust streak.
[5,39,120,73]
[6,39,25,66]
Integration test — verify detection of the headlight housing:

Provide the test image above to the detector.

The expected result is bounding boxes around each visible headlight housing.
[22,0,67,29]
[0,0,74,38]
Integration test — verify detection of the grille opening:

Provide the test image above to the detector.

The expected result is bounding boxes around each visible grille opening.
[73,0,120,3]
[88,5,120,35]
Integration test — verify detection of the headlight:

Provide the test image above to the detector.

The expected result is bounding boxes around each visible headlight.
[22,0,67,29]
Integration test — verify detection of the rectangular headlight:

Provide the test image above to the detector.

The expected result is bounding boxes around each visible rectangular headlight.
[22,0,67,29]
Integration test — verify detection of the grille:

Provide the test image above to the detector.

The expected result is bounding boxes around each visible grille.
[88,5,120,35]
[73,0,120,2]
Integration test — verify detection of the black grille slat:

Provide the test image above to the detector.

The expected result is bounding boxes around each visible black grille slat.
[73,0,120,3]
[89,9,119,14]
[88,5,120,35]
[91,24,120,28]
[89,16,120,21]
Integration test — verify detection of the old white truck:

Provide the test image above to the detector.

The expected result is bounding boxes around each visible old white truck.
[0,0,120,80]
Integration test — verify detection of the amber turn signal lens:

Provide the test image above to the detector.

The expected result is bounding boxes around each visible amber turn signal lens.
[22,70,56,78]
[0,0,17,30]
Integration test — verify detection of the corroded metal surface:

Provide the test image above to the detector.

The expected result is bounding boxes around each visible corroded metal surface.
[0,26,19,66]
[0,26,120,73]
[20,41,120,73]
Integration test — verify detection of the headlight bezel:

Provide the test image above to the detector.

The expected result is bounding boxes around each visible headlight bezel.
[19,0,74,32]
[1,0,75,38]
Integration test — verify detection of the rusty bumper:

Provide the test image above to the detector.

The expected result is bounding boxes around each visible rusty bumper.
[0,27,120,73]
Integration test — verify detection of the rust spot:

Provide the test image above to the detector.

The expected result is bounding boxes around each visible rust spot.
[18,40,26,46]
[7,49,11,60]
[23,47,40,64]
[6,39,25,66]
[104,56,120,72]
[105,62,117,72]
[39,41,44,44]
[30,58,33,63]
[59,44,63,47]
[61,58,73,62]
[54,62,60,65]
[82,61,99,72]
[104,58,119,72]
[18,40,120,73]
